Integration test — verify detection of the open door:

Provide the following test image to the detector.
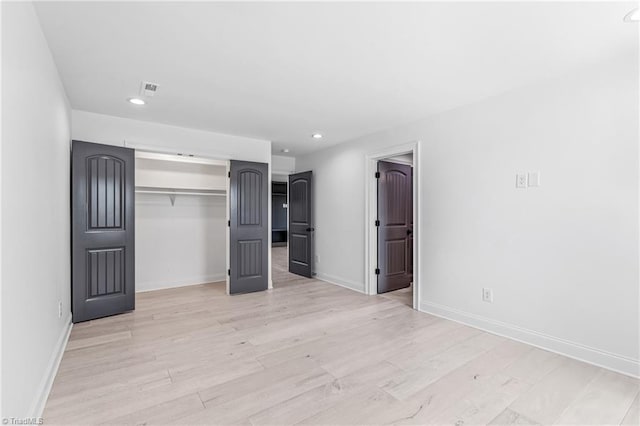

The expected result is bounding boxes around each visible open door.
[377,161,413,293]
[288,171,313,278]
[71,140,135,323]
[229,160,269,294]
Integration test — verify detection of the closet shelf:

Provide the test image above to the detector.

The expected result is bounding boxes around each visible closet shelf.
[135,186,226,206]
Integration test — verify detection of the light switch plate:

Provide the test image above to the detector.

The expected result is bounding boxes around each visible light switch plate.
[516,173,528,188]
[528,171,540,187]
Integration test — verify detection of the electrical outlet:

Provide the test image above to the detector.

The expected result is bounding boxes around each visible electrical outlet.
[516,173,528,188]
[58,301,63,318]
[482,288,493,303]
[315,255,320,263]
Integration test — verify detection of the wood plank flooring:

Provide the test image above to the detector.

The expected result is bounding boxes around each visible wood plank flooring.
[380,284,413,308]
[44,247,639,425]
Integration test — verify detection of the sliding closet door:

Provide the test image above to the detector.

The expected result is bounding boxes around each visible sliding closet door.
[229,160,269,294]
[71,140,135,323]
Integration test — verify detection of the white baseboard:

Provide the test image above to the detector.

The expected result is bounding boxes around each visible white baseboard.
[136,274,226,293]
[315,272,366,294]
[420,300,640,379]
[29,314,72,417]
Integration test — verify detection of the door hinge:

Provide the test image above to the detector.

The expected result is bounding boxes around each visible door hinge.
[375,171,380,179]
[228,220,231,227]
[375,268,380,275]
[228,269,231,276]
[375,220,380,227]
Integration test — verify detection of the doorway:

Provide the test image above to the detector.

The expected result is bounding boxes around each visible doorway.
[365,142,420,310]
[134,151,228,294]
[271,179,289,280]
[272,181,288,248]
[376,157,413,307]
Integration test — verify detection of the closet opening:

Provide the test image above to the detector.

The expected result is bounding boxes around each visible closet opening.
[134,151,229,294]
[71,140,271,322]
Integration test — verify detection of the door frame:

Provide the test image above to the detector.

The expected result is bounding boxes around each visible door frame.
[125,143,250,295]
[364,141,421,310]
[272,166,293,268]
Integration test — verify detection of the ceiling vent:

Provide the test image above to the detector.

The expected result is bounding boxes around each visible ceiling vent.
[140,81,160,97]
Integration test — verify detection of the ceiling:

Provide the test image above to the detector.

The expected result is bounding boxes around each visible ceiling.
[34,1,637,156]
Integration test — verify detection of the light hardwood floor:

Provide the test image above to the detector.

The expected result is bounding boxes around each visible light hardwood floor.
[44,247,639,425]
[380,284,413,308]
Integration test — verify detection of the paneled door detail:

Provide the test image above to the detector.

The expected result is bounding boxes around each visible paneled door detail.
[229,160,269,294]
[72,140,135,322]
[377,161,413,293]
[288,171,313,278]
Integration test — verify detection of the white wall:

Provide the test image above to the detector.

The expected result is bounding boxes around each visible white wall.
[136,158,227,190]
[1,2,72,417]
[272,155,295,174]
[72,110,271,163]
[136,195,227,292]
[296,54,639,377]
[272,154,295,182]
[385,153,413,166]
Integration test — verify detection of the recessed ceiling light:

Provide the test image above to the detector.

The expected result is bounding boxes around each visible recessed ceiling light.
[281,149,290,153]
[128,97,145,105]
[624,8,639,22]
[312,133,323,139]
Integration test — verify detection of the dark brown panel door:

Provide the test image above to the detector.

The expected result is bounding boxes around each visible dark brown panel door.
[377,161,413,293]
[229,160,269,294]
[289,171,313,278]
[72,140,135,323]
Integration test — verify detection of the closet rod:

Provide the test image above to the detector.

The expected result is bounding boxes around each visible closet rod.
[135,190,226,197]
[135,187,226,206]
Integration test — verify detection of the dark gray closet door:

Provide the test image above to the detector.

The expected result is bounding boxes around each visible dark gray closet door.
[72,140,135,323]
[229,160,269,294]
[288,171,313,278]
[377,161,413,293]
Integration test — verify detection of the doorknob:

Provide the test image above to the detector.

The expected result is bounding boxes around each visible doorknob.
[407,229,413,236]
[306,227,315,232]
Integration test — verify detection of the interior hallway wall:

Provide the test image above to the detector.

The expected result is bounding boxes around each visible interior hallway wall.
[1,2,72,417]
[272,155,296,175]
[296,53,639,376]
